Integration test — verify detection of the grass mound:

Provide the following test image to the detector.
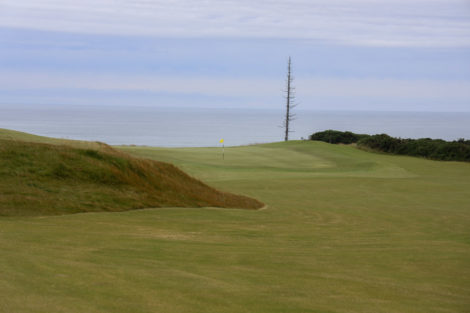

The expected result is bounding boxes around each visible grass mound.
[0,137,262,216]
[0,127,104,149]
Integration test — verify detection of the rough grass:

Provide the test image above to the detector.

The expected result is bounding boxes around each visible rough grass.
[1,135,469,312]
[0,128,105,149]
[0,135,262,216]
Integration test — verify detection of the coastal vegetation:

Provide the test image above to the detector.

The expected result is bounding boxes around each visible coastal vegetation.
[310,130,470,162]
[310,129,369,144]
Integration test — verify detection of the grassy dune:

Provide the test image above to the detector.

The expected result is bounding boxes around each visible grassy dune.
[0,131,262,216]
[1,138,469,312]
[0,128,104,149]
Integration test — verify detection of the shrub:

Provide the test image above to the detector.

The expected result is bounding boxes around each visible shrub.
[309,130,469,162]
[357,135,470,162]
[309,130,369,144]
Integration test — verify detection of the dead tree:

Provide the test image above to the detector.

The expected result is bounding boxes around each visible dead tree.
[283,56,297,141]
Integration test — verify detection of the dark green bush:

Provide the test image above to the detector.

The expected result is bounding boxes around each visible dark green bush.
[309,130,369,144]
[357,135,470,162]
[309,130,469,162]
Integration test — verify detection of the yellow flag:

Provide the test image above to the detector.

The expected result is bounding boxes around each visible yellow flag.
[219,139,224,143]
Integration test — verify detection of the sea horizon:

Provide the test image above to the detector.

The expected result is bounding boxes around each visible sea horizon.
[1,104,469,147]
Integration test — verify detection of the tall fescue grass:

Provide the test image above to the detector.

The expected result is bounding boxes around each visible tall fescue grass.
[0,138,262,216]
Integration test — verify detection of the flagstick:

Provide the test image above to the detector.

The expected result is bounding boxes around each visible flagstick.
[222,143,225,160]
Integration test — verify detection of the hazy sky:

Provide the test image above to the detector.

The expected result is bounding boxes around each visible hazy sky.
[1,0,470,111]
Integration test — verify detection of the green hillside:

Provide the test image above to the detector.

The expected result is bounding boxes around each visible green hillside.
[0,130,262,216]
[0,128,104,149]
[1,134,469,312]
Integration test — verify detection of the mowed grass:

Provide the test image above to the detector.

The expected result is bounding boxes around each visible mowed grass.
[1,140,470,312]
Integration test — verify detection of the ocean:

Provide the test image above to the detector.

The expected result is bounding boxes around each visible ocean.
[1,104,469,147]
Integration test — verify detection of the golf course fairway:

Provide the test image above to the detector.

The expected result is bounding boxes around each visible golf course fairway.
[1,141,469,312]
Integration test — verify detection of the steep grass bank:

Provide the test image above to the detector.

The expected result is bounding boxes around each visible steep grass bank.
[0,128,103,149]
[0,135,262,216]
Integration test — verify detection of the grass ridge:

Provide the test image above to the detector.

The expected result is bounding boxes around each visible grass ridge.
[0,132,262,216]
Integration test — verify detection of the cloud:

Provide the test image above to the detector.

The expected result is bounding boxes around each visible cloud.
[0,71,280,96]
[1,71,469,111]
[1,0,469,47]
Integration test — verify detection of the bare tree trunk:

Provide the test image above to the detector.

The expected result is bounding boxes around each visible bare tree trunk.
[284,56,296,141]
